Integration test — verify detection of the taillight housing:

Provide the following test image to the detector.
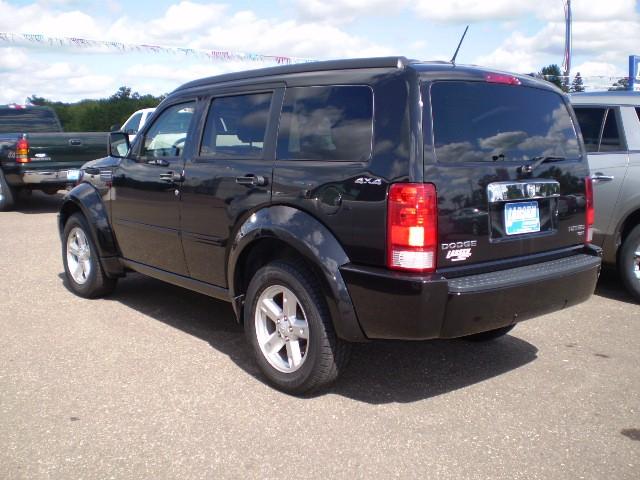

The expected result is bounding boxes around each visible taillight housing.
[15,135,30,164]
[387,183,438,272]
[485,73,521,85]
[585,176,594,244]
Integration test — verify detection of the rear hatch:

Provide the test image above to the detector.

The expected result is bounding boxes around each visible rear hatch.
[423,76,589,270]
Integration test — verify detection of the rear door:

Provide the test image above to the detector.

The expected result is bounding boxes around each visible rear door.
[425,80,588,269]
[573,106,629,246]
[179,88,279,287]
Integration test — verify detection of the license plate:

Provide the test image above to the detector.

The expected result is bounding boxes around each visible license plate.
[505,201,540,235]
[66,169,80,181]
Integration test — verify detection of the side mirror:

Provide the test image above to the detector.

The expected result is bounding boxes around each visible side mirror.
[109,131,130,158]
[109,124,120,132]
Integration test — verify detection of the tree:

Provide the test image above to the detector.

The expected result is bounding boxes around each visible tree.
[539,64,568,92]
[26,87,163,131]
[570,72,585,93]
[609,77,629,91]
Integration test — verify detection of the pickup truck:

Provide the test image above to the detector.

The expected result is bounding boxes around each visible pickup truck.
[0,105,109,210]
[571,91,640,300]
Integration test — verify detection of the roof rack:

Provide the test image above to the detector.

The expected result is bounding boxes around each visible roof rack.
[175,56,412,92]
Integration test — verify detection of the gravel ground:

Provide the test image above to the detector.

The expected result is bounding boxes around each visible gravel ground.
[0,192,638,479]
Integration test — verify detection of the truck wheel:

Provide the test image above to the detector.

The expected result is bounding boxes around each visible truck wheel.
[619,224,640,302]
[62,213,117,298]
[463,325,515,342]
[244,260,351,394]
[0,170,16,211]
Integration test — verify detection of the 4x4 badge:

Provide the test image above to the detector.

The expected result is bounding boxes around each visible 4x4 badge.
[354,177,382,186]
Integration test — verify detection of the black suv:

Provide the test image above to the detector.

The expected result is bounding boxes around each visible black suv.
[59,57,601,393]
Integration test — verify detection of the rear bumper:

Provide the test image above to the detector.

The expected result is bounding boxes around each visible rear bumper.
[21,169,78,186]
[340,248,602,340]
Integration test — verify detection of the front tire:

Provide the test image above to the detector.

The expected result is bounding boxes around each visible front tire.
[0,170,16,211]
[619,224,640,302]
[244,260,351,394]
[62,213,117,298]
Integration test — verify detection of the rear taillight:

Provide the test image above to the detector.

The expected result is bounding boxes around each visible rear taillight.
[485,73,521,85]
[585,176,594,244]
[387,183,438,272]
[15,135,29,164]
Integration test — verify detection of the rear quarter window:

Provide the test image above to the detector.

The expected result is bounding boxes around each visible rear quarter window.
[428,81,581,163]
[277,85,373,162]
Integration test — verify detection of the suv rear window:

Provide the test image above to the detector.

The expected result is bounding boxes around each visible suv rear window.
[277,86,373,162]
[428,82,581,163]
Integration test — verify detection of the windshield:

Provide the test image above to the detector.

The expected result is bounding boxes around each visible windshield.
[427,81,581,164]
[0,107,61,133]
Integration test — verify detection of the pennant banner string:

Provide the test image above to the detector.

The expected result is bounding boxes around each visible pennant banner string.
[0,31,316,65]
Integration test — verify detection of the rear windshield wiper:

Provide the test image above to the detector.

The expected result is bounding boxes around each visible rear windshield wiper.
[519,156,566,174]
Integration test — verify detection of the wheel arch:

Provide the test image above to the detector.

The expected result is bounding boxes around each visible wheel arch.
[228,205,367,342]
[58,183,124,278]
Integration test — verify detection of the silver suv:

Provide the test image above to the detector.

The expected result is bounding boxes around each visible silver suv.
[571,91,640,300]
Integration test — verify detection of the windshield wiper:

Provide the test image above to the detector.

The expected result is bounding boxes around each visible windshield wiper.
[519,156,565,174]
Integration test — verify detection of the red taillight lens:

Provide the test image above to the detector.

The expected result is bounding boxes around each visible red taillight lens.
[15,136,30,163]
[485,73,521,85]
[387,183,438,272]
[585,176,594,243]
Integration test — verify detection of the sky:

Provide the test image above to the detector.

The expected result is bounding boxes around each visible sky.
[0,0,639,104]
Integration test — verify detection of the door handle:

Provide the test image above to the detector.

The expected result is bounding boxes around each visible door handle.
[159,171,184,183]
[235,174,268,186]
[68,139,83,146]
[592,173,614,183]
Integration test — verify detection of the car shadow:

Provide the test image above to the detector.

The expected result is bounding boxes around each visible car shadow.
[594,269,637,305]
[10,190,65,214]
[59,272,539,403]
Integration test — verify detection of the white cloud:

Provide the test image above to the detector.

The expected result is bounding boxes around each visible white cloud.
[295,0,407,23]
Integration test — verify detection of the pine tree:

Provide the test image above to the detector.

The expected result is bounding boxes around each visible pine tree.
[570,72,585,93]
[539,64,568,92]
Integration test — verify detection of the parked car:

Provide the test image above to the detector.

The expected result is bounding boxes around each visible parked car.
[59,57,601,393]
[0,105,109,210]
[571,91,640,300]
[120,108,155,142]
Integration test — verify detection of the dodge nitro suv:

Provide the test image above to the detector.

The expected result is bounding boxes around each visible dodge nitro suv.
[58,57,601,394]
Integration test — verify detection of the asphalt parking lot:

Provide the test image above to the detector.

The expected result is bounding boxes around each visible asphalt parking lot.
[0,192,638,479]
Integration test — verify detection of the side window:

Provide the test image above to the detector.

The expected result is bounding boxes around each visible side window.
[574,107,606,152]
[199,92,272,158]
[122,112,143,134]
[600,109,624,152]
[141,103,195,159]
[277,85,373,161]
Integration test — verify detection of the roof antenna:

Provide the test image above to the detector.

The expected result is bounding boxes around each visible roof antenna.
[450,25,469,65]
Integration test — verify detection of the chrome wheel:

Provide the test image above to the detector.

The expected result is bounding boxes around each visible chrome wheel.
[255,284,309,373]
[66,227,92,285]
[634,246,640,281]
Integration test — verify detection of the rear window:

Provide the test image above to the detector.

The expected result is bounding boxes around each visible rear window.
[0,107,61,133]
[428,82,581,163]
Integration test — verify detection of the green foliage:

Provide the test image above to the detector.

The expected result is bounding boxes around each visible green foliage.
[26,87,164,132]
[539,64,569,92]
[609,77,629,91]
[570,72,585,93]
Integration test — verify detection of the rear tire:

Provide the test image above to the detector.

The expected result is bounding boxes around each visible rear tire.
[244,260,351,394]
[619,224,640,302]
[463,325,515,342]
[62,213,117,298]
[0,170,16,211]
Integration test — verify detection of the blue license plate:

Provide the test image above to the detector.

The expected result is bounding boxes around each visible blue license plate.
[505,201,540,235]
